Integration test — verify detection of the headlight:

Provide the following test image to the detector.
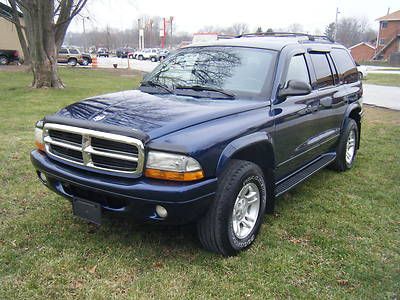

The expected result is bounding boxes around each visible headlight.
[145,151,204,181]
[34,120,45,152]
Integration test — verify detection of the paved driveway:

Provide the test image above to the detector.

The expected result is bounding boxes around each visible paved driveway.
[363,84,400,111]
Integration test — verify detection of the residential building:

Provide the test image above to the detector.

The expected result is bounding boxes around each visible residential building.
[374,9,400,60]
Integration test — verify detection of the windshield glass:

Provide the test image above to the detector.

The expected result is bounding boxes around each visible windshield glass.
[144,46,277,99]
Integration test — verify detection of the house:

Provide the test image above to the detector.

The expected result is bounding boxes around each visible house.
[349,42,376,62]
[0,2,23,56]
[374,9,400,60]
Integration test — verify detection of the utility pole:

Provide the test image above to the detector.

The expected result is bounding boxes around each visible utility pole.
[334,7,340,40]
[82,16,89,52]
[169,16,174,48]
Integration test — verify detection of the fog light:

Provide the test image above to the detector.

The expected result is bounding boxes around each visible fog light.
[38,171,47,184]
[156,205,168,218]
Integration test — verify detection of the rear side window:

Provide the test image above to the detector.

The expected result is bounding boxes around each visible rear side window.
[285,54,310,85]
[69,49,79,54]
[59,48,68,54]
[330,48,358,84]
[310,53,333,89]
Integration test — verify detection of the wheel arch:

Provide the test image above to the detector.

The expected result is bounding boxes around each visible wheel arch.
[215,132,276,213]
[343,103,362,149]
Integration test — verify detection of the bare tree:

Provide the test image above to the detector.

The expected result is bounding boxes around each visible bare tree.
[335,17,377,47]
[3,0,88,88]
[230,23,249,35]
[287,23,304,33]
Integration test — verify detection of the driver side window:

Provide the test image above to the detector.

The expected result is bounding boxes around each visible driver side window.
[285,54,310,86]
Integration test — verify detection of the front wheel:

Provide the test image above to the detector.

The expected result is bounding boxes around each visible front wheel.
[330,118,359,171]
[82,58,90,66]
[0,55,9,65]
[151,56,157,62]
[68,58,77,66]
[197,160,267,256]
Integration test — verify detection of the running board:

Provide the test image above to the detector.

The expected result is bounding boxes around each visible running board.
[275,153,336,197]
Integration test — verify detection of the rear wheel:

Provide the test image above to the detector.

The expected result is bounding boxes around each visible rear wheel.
[138,55,144,60]
[151,56,157,62]
[82,58,90,66]
[0,55,9,65]
[331,118,359,171]
[358,71,363,80]
[197,160,267,256]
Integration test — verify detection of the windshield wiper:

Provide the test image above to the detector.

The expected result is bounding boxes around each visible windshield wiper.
[140,80,174,94]
[175,85,235,99]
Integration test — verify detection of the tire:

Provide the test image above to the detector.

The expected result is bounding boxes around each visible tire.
[82,58,89,66]
[197,160,267,256]
[68,58,77,67]
[358,72,363,80]
[151,56,157,62]
[0,55,9,65]
[330,118,359,171]
[138,55,144,60]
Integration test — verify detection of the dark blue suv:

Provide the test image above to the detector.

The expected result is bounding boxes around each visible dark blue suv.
[31,33,363,256]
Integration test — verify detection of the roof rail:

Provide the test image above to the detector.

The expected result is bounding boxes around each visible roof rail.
[229,32,335,43]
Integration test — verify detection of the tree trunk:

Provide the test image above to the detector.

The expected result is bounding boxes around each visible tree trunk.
[21,1,64,88]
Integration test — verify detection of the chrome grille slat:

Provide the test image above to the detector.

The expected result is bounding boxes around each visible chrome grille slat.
[43,123,145,176]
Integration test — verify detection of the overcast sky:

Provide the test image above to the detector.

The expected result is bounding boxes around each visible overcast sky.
[68,0,399,34]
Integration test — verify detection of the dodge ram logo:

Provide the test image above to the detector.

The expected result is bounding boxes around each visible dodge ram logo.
[93,114,106,121]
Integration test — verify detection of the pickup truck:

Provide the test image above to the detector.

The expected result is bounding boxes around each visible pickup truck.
[0,49,20,65]
[31,33,363,256]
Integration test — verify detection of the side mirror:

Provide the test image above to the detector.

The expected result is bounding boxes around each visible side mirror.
[278,80,312,99]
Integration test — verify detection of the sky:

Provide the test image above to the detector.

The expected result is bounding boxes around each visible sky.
[67,0,399,34]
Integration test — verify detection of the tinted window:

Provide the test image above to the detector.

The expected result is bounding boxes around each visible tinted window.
[69,49,79,54]
[146,46,277,98]
[310,53,334,88]
[59,48,68,54]
[330,48,358,84]
[285,54,310,85]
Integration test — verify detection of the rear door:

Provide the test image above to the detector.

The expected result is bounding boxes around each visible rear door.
[58,48,68,63]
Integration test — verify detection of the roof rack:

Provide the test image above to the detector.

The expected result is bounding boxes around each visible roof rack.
[219,32,335,43]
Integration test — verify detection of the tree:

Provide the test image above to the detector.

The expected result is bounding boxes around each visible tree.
[230,23,249,35]
[334,17,377,48]
[3,0,88,88]
[325,22,336,40]
[255,27,263,34]
[287,23,304,33]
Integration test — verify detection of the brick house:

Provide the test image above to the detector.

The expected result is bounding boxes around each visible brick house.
[374,9,400,60]
[349,42,375,62]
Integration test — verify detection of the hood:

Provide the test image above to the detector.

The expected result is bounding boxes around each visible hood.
[50,90,268,140]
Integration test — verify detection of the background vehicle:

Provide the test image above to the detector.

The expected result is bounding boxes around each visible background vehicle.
[0,49,20,65]
[97,48,109,57]
[57,47,83,66]
[134,48,159,61]
[80,53,92,66]
[31,33,363,256]
[116,47,134,58]
[157,49,170,61]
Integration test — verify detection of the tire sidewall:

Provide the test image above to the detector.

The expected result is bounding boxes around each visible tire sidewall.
[224,169,267,252]
[341,119,358,169]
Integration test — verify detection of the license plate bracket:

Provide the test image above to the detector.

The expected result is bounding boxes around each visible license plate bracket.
[72,198,102,225]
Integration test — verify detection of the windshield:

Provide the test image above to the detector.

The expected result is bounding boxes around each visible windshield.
[144,46,277,99]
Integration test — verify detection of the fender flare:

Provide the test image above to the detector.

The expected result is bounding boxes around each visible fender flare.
[215,132,275,177]
[341,102,362,133]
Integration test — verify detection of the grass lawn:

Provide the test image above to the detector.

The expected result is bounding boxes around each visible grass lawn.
[0,67,399,299]
[365,73,400,87]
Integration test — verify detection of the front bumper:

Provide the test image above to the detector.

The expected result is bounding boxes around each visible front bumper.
[31,150,217,224]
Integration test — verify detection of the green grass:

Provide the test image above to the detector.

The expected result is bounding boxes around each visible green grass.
[0,68,399,299]
[366,73,400,87]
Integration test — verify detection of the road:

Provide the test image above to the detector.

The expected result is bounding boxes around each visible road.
[363,84,400,111]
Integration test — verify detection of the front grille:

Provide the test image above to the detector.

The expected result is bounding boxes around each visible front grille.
[43,123,144,176]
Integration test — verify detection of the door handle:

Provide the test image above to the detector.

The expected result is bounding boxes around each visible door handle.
[320,97,333,108]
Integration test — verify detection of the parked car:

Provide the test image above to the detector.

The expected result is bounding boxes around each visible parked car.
[355,62,368,80]
[157,49,170,61]
[97,48,109,57]
[116,47,134,58]
[0,49,20,65]
[134,48,159,61]
[31,33,363,256]
[57,47,83,66]
[80,53,92,66]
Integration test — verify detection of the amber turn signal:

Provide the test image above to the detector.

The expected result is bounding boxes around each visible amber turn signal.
[145,168,204,181]
[35,140,45,152]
